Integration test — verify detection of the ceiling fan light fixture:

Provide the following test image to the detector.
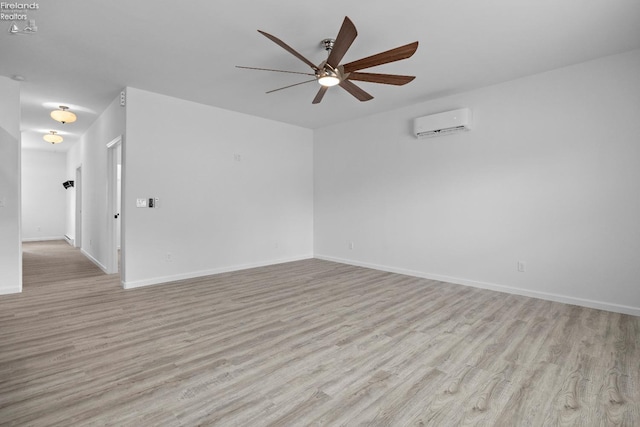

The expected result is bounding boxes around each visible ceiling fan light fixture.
[317,70,340,87]
[43,131,63,144]
[50,105,77,124]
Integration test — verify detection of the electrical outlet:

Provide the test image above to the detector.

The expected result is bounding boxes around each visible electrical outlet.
[349,241,354,250]
[517,261,526,272]
[136,198,147,208]
[166,252,172,262]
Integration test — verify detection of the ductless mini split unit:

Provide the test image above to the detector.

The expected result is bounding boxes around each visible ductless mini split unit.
[413,108,472,138]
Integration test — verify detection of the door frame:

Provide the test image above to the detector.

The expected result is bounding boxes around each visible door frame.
[106,136,122,275]
[75,165,82,248]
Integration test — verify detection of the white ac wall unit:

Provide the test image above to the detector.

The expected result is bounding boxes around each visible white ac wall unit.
[413,108,472,138]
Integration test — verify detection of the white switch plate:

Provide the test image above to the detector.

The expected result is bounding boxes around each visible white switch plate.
[136,198,147,208]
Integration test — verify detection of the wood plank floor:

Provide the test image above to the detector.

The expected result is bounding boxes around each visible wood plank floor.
[1,240,639,426]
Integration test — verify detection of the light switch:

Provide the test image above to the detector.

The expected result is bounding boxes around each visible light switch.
[146,197,160,208]
[136,198,147,208]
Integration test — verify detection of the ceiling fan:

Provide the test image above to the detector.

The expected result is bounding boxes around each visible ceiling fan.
[237,16,419,104]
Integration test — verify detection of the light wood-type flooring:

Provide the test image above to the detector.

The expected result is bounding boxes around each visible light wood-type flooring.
[1,240,639,426]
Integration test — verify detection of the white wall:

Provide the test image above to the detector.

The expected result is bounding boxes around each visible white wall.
[22,150,67,241]
[66,94,125,270]
[0,76,22,294]
[123,87,314,288]
[314,49,640,316]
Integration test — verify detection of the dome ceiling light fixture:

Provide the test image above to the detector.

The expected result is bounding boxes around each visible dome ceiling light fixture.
[43,131,63,144]
[50,105,77,124]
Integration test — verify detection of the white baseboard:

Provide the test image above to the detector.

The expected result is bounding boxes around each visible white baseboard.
[22,236,65,242]
[0,287,21,295]
[123,254,314,290]
[81,249,108,274]
[314,254,640,317]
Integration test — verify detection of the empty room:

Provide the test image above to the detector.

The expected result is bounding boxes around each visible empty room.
[1,1,639,425]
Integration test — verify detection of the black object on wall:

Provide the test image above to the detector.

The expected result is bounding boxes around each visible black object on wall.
[62,180,74,189]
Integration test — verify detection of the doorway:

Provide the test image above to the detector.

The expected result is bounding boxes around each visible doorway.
[106,136,122,276]
[75,166,82,248]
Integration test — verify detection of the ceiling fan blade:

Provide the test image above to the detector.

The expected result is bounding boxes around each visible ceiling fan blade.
[266,79,317,94]
[326,16,357,68]
[236,66,315,76]
[342,41,419,73]
[258,30,318,71]
[339,79,374,102]
[312,86,328,104]
[347,72,415,85]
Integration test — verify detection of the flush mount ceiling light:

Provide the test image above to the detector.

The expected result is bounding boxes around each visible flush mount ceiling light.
[43,131,63,144]
[50,105,77,124]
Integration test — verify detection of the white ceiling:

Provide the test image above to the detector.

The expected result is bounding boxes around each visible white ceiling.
[2,0,640,152]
